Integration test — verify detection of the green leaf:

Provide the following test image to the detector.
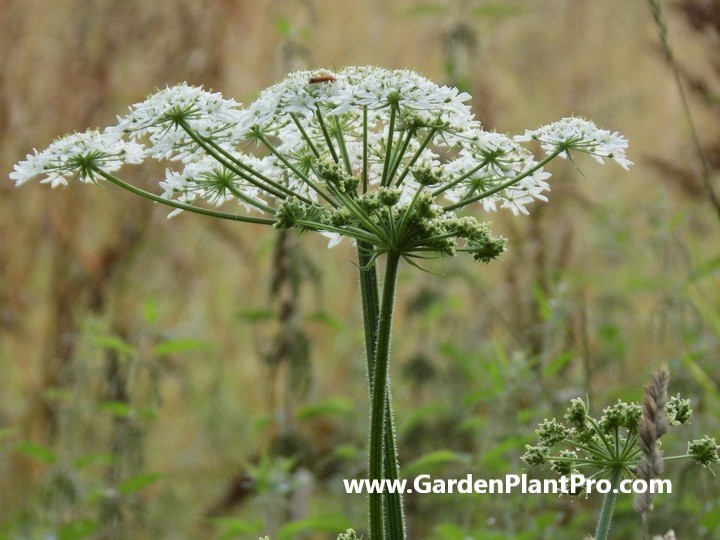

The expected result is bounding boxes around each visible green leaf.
[98,400,133,417]
[680,353,719,396]
[143,297,158,324]
[402,450,471,478]
[58,520,97,540]
[92,334,135,356]
[297,397,354,420]
[208,518,263,539]
[275,16,292,36]
[16,441,57,464]
[305,310,345,330]
[119,472,162,494]
[236,309,276,322]
[329,444,361,460]
[152,338,210,357]
[432,523,467,540]
[277,514,351,540]
[480,435,533,473]
[73,453,114,469]
[543,351,574,378]
[700,504,720,532]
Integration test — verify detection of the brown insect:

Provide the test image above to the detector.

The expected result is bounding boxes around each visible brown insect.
[309,75,337,84]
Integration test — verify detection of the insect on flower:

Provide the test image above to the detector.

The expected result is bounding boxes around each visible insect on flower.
[309,75,337,84]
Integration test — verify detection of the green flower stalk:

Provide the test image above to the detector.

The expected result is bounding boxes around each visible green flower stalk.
[11,66,633,539]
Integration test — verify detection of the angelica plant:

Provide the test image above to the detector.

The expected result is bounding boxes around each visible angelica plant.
[12,66,632,539]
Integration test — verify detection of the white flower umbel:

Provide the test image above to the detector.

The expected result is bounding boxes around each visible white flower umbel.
[11,67,633,253]
[10,130,144,188]
[109,82,246,161]
[515,117,633,170]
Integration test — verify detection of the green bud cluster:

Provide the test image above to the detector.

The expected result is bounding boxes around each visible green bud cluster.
[316,160,358,194]
[688,436,719,467]
[522,391,716,487]
[599,401,642,431]
[666,394,692,425]
[412,165,443,186]
[274,197,330,232]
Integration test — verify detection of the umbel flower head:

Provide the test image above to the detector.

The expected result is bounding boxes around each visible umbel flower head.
[10,66,632,262]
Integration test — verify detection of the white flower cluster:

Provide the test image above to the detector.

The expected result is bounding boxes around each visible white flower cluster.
[10,66,632,231]
[516,117,633,170]
[10,131,143,188]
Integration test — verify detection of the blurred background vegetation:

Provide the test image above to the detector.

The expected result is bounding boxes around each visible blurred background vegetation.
[1,0,719,538]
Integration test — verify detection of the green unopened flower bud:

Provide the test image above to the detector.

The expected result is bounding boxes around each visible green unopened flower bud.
[413,191,441,219]
[316,160,344,184]
[537,418,569,447]
[358,192,382,213]
[600,401,641,432]
[470,235,506,263]
[572,425,597,445]
[412,165,443,186]
[274,197,306,229]
[522,445,549,467]
[666,394,692,425]
[550,450,577,476]
[565,398,588,430]
[337,529,360,540]
[688,436,719,467]
[329,207,353,227]
[377,187,402,206]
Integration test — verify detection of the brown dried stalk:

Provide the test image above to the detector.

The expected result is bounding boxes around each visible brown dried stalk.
[634,365,670,537]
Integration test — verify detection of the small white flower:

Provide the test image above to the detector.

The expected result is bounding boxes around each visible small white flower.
[516,117,633,170]
[109,83,245,161]
[10,130,144,186]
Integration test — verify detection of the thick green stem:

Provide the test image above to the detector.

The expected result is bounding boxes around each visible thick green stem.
[368,252,402,539]
[595,467,623,540]
[357,244,405,539]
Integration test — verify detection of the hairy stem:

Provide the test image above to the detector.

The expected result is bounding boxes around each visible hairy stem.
[368,251,402,539]
[357,244,406,539]
[595,466,623,540]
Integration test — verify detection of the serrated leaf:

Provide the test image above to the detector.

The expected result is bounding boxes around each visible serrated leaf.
[16,441,57,464]
[119,472,162,494]
[152,338,210,357]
